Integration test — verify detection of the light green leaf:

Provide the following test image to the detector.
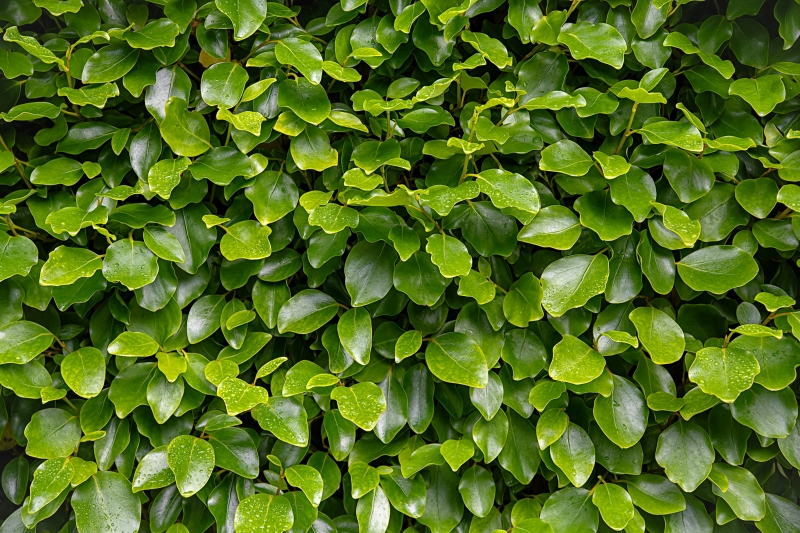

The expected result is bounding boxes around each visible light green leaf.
[549,335,605,385]
[558,22,626,69]
[541,254,609,317]
[425,332,488,388]
[215,0,267,41]
[167,435,215,497]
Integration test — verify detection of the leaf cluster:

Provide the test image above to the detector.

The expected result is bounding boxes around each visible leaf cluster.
[2,0,800,533]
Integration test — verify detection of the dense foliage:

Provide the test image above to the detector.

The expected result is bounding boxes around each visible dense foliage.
[4,0,800,532]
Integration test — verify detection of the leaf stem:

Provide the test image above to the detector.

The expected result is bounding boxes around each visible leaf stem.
[0,135,32,189]
[614,102,639,155]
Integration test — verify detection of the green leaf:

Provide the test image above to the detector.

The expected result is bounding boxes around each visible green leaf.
[629,306,685,364]
[350,461,380,498]
[309,204,359,234]
[345,240,396,306]
[286,465,323,507]
[166,435,215,497]
[732,385,798,438]
[663,149,715,203]
[30,157,84,186]
[536,408,568,450]
[62,347,105,398]
[337,307,372,365]
[539,140,594,176]
[108,331,159,357]
[592,483,634,531]
[276,38,323,84]
[159,98,212,157]
[426,233,472,278]
[102,239,159,290]
[549,335,605,385]
[594,375,647,448]
[0,233,37,282]
[441,439,474,471]
[24,408,81,459]
[148,157,191,199]
[498,410,541,484]
[518,206,582,250]
[425,332,488,388]
[540,488,598,533]
[201,62,249,108]
[46,207,108,237]
[72,472,142,533]
[216,0,268,40]
[82,43,140,83]
[626,474,686,515]
[253,396,309,446]
[558,22,627,69]
[655,418,714,494]
[217,378,268,415]
[331,382,386,431]
[638,121,703,152]
[541,254,609,317]
[279,78,331,125]
[220,221,272,261]
[394,251,447,306]
[551,422,595,487]
[246,171,298,224]
[3,26,65,68]
[711,463,766,521]
[33,0,82,16]
[0,320,54,365]
[728,75,785,116]
[28,457,73,513]
[574,190,634,241]
[688,346,760,403]
[677,245,759,294]
[757,494,800,533]
[234,493,294,533]
[193,146,254,186]
[476,169,540,215]
[2,102,61,122]
[124,19,181,50]
[290,126,338,171]
[357,485,391,533]
[277,290,339,334]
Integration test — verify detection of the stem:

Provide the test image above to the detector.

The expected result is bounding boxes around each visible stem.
[53,335,69,353]
[775,207,793,220]
[565,0,584,19]
[492,281,507,295]
[62,397,78,412]
[614,102,639,155]
[5,216,18,236]
[178,61,201,82]
[762,311,792,326]
[0,135,32,188]
[241,39,273,64]
[5,216,38,237]
[459,116,479,183]
[381,167,389,193]
[519,43,544,64]
[722,330,733,348]
[409,197,443,234]
[459,155,472,184]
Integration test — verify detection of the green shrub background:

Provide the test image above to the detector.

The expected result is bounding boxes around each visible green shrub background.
[2,0,800,532]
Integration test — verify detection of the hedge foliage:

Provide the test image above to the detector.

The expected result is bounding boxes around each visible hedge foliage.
[3,0,800,532]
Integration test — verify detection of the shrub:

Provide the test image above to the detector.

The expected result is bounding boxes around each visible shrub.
[1,0,800,532]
